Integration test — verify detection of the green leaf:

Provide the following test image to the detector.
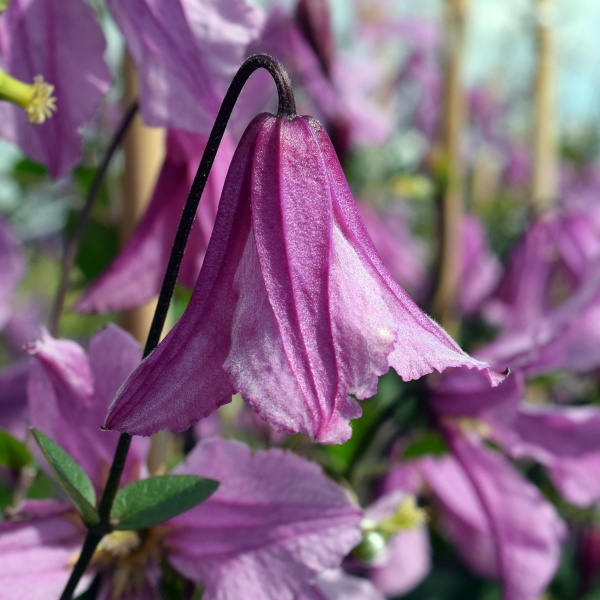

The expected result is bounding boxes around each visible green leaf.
[30,428,99,525]
[111,475,219,531]
[402,432,449,460]
[0,428,31,470]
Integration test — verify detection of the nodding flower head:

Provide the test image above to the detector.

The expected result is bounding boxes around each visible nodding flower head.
[0,70,56,124]
[105,112,505,444]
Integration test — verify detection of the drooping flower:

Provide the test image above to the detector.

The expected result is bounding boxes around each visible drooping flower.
[105,113,505,444]
[0,0,111,177]
[75,131,235,313]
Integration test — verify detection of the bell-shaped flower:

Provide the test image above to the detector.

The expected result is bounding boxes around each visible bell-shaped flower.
[105,113,504,444]
[76,131,234,313]
[0,0,111,178]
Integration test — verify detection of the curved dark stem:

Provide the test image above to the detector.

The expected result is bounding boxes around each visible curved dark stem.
[59,532,102,600]
[143,53,296,356]
[60,53,296,599]
[49,101,139,337]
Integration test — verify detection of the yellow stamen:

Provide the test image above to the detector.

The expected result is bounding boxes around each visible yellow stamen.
[447,416,493,438]
[377,496,427,537]
[0,70,57,124]
[90,528,163,598]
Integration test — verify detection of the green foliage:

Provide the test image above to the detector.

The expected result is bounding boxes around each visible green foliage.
[111,475,219,531]
[0,428,31,470]
[30,428,99,525]
[402,431,449,460]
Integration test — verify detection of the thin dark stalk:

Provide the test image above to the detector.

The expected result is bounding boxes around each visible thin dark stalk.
[49,101,139,337]
[60,53,296,600]
[59,532,103,600]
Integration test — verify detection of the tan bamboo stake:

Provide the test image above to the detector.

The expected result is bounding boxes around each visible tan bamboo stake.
[120,52,165,341]
[120,52,173,473]
[531,0,557,214]
[430,0,469,337]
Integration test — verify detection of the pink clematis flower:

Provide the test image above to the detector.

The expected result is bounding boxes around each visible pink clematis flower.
[0,0,111,178]
[3,327,363,598]
[422,429,566,600]
[482,209,600,374]
[76,131,235,313]
[431,366,600,507]
[105,113,504,444]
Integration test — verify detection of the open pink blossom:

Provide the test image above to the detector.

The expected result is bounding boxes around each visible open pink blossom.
[5,327,362,598]
[0,0,111,177]
[423,429,566,600]
[431,366,600,507]
[105,113,504,443]
[76,132,234,313]
[482,209,600,374]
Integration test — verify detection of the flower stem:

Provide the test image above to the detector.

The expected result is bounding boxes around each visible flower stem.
[59,53,297,599]
[49,101,139,337]
[59,532,103,600]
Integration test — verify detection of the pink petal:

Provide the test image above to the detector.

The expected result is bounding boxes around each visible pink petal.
[104,117,268,436]
[298,570,385,600]
[76,132,233,313]
[108,0,264,132]
[164,438,362,600]
[28,326,147,490]
[0,500,86,599]
[0,0,111,177]
[496,405,600,507]
[424,431,566,600]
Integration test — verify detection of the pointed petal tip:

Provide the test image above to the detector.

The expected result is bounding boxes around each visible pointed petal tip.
[486,366,510,387]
